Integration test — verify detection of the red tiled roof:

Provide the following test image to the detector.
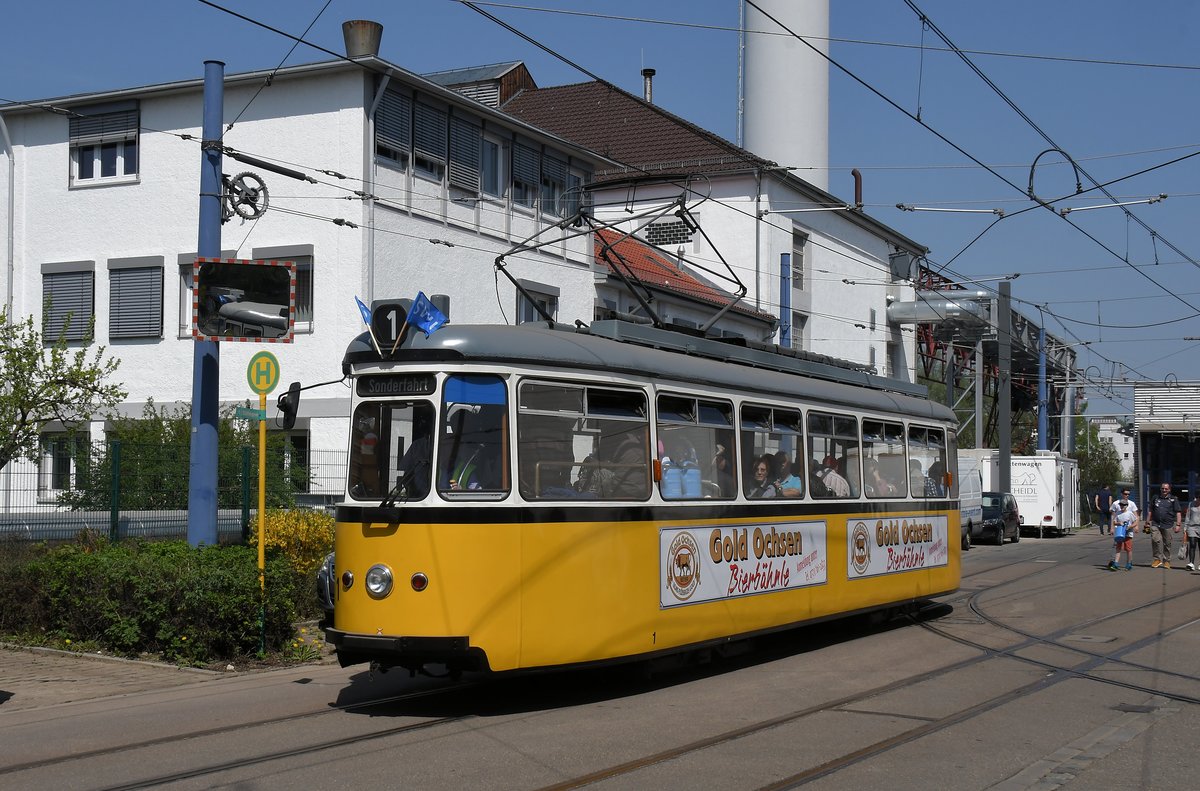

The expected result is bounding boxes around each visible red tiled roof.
[504,81,771,178]
[595,229,775,323]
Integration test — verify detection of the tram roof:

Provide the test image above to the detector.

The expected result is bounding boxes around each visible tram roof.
[344,321,954,423]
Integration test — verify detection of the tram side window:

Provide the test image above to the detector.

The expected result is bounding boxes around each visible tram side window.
[739,404,803,499]
[657,395,735,499]
[348,400,435,501]
[862,419,905,498]
[907,425,948,498]
[807,411,861,499]
[517,381,650,500]
[437,374,509,499]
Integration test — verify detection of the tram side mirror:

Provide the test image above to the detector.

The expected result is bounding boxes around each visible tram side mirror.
[277,381,301,429]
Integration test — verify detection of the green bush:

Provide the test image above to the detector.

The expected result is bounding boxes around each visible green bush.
[0,539,305,665]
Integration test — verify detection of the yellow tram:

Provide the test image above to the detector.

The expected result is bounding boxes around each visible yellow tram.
[321,319,960,674]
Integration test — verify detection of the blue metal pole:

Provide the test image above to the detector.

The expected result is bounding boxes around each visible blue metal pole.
[187,60,224,547]
[1038,326,1048,451]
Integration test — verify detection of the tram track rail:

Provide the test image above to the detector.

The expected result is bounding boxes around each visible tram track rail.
[0,679,481,779]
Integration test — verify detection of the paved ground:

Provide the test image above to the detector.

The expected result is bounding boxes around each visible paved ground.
[0,644,225,712]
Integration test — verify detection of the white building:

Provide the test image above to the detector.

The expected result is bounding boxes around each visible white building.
[1090,416,1134,481]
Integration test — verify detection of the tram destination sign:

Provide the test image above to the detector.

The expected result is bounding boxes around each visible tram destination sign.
[356,373,436,397]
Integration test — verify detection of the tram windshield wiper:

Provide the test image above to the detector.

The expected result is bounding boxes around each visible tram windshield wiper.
[379,461,427,509]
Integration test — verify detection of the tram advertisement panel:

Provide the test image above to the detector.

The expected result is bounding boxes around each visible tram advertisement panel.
[660,522,828,608]
[847,515,949,579]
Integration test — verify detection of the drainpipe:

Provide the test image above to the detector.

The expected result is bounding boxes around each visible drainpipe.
[1,112,13,315]
[365,74,391,306]
[1,113,14,515]
[754,167,762,314]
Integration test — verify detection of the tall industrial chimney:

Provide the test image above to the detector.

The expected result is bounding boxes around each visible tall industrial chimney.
[343,20,383,58]
[741,0,829,190]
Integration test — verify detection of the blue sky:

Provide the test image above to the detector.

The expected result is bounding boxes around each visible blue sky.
[5,0,1200,420]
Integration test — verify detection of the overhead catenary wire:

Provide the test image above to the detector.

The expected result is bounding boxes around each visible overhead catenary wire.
[193,3,1169,384]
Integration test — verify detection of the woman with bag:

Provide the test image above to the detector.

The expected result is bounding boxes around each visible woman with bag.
[1184,494,1200,570]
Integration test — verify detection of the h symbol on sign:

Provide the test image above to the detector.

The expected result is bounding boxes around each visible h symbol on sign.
[252,358,274,388]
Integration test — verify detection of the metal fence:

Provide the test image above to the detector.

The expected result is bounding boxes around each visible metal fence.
[0,442,347,542]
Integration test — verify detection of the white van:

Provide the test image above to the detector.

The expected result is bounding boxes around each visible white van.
[957,452,984,550]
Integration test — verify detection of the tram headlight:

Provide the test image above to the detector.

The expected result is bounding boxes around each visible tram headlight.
[364,564,393,599]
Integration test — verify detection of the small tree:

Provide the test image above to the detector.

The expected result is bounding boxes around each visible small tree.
[1072,416,1123,498]
[0,309,125,473]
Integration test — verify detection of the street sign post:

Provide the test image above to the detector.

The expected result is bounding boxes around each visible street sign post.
[245,351,281,603]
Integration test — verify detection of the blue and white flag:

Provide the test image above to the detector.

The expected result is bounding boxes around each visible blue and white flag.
[354,296,372,325]
[354,296,383,355]
[408,291,449,337]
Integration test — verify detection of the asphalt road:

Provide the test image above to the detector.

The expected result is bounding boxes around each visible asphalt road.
[3,529,1200,790]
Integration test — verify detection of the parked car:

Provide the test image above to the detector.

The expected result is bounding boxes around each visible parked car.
[958,457,984,551]
[980,491,1021,545]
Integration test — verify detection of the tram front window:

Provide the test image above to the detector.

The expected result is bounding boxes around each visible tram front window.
[438,374,510,498]
[348,401,435,501]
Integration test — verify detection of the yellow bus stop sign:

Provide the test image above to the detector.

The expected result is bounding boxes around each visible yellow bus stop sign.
[246,351,281,395]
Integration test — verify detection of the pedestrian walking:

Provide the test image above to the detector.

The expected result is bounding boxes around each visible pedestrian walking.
[1095,484,1114,535]
[1184,493,1200,571]
[1108,496,1140,571]
[1147,482,1182,569]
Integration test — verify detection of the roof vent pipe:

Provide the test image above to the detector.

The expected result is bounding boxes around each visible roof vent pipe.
[343,20,383,58]
[641,68,656,103]
[851,168,863,209]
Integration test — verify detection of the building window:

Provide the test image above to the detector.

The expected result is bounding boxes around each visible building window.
[42,263,95,343]
[448,116,481,193]
[39,434,87,497]
[376,89,411,169]
[252,245,314,332]
[108,257,164,339]
[481,136,504,198]
[791,311,807,350]
[512,142,539,208]
[645,220,693,248]
[540,155,567,216]
[563,169,586,218]
[791,229,807,290]
[413,102,447,182]
[517,280,559,324]
[70,101,139,186]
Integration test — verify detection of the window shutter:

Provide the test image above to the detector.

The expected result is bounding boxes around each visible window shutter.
[413,103,447,164]
[44,271,94,342]
[541,156,567,187]
[109,267,163,339]
[448,117,481,192]
[69,108,139,146]
[512,143,539,185]
[376,90,412,152]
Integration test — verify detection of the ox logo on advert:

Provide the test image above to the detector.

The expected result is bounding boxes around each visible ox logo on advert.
[850,521,871,575]
[666,531,701,601]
